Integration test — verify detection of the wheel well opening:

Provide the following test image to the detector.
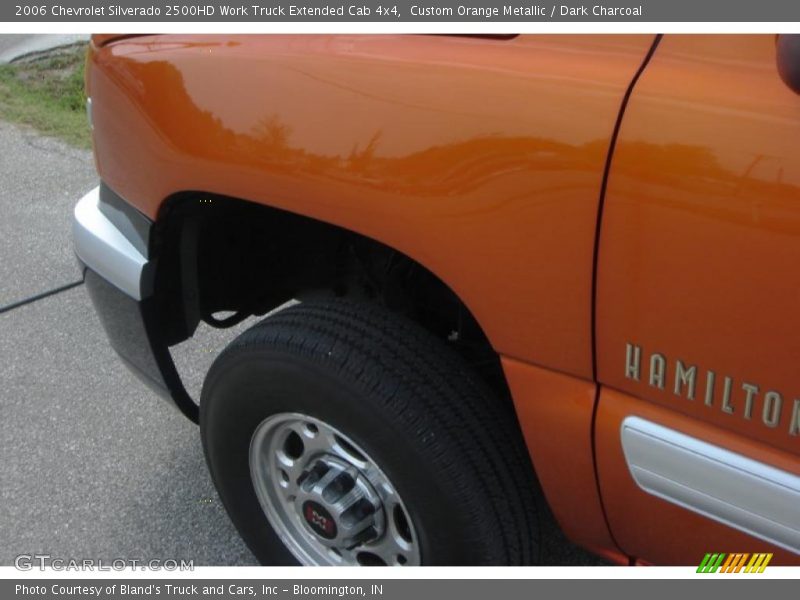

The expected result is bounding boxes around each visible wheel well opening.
[152,192,512,404]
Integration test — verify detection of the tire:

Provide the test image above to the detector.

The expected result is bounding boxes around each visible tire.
[200,298,541,565]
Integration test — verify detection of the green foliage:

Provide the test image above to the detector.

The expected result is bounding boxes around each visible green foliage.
[0,44,91,148]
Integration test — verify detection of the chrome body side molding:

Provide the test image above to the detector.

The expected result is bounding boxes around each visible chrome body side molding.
[621,416,800,554]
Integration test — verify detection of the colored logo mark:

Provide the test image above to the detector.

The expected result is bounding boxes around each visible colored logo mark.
[697,552,773,573]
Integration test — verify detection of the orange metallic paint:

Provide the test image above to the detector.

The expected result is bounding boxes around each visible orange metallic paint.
[501,357,623,562]
[86,33,655,381]
[596,387,799,565]
[597,34,800,453]
[91,34,147,46]
[596,35,800,563]
[88,33,800,564]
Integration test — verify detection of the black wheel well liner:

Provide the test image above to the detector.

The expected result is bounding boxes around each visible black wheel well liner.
[151,191,513,405]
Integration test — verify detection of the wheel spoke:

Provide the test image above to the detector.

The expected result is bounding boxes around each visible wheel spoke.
[358,526,417,566]
[296,423,338,458]
[273,449,303,498]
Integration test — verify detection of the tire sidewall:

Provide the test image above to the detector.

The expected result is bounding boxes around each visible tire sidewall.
[201,347,494,566]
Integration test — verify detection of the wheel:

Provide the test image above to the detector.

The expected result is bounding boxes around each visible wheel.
[200,298,541,565]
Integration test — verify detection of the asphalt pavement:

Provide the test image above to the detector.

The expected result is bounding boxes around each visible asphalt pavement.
[0,120,257,566]
[0,117,605,567]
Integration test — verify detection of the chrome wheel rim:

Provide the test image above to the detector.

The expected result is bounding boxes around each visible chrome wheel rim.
[248,412,420,566]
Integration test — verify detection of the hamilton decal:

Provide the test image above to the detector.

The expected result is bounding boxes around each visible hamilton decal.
[625,343,800,437]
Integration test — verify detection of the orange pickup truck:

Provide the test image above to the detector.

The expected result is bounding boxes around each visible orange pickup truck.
[73,34,800,566]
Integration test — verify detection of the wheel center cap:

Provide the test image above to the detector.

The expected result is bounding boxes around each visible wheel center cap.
[293,455,385,548]
[302,500,338,539]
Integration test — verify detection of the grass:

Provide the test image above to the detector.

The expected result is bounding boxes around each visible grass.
[0,43,91,149]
